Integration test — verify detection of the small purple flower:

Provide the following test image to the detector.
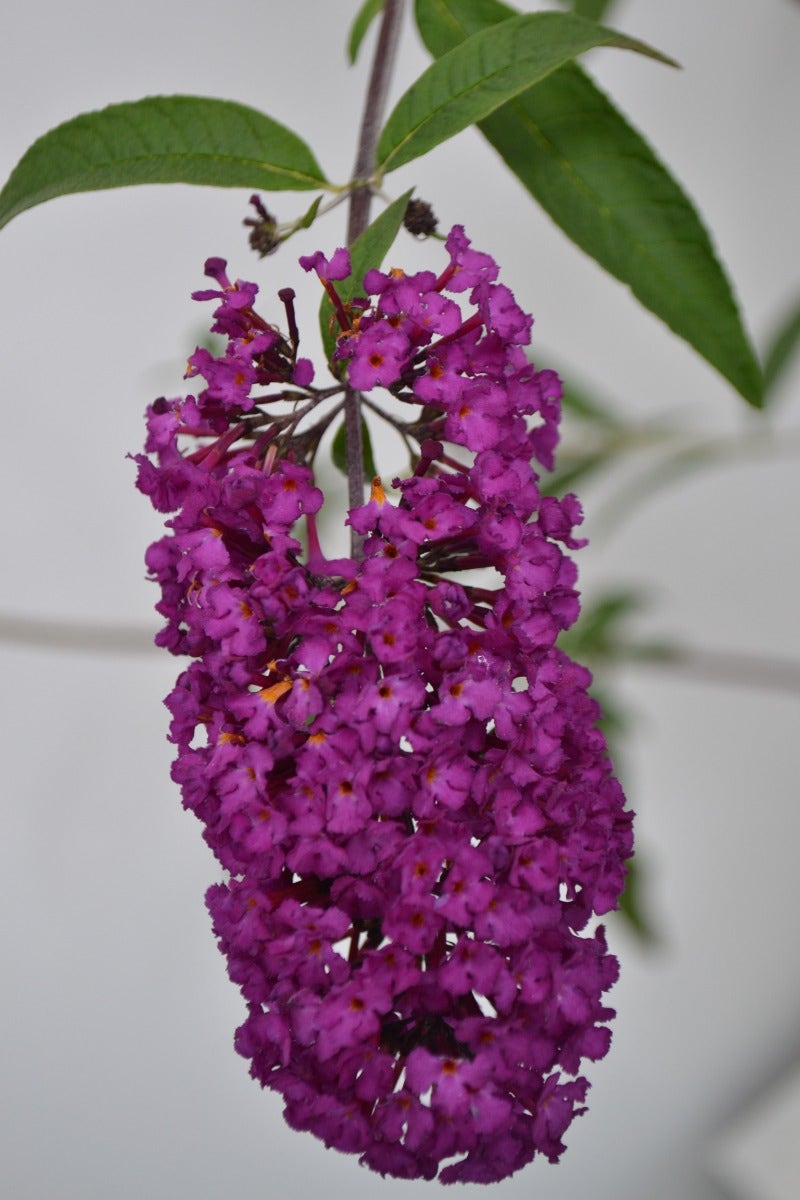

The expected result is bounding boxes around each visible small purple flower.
[339,320,410,389]
[299,246,351,281]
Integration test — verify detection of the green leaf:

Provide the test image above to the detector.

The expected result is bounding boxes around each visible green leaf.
[558,374,624,428]
[560,588,646,660]
[576,591,644,653]
[553,0,617,18]
[586,681,627,744]
[319,188,414,363]
[617,855,658,944]
[571,0,616,21]
[539,367,625,495]
[541,449,616,498]
[414,0,763,408]
[377,10,675,176]
[348,0,385,64]
[296,194,324,230]
[0,95,328,230]
[763,297,800,399]
[332,416,377,478]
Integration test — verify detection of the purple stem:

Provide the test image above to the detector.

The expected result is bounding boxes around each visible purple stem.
[344,0,406,553]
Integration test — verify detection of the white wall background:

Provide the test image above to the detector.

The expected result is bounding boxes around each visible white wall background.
[0,3,798,1198]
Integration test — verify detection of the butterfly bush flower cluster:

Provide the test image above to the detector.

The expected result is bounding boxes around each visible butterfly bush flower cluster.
[136,226,632,1184]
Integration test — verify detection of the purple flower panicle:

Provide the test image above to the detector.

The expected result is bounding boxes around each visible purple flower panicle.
[137,228,633,1183]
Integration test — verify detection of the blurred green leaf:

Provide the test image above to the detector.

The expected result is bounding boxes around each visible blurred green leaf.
[0,95,328,230]
[559,379,624,428]
[576,590,644,648]
[763,297,800,399]
[296,194,324,230]
[560,588,646,660]
[319,188,414,363]
[553,0,618,18]
[585,678,627,743]
[415,0,764,409]
[617,855,658,944]
[348,0,385,64]
[558,591,658,942]
[571,0,616,21]
[587,422,800,536]
[541,370,693,501]
[541,449,619,498]
[539,362,626,493]
[379,10,674,175]
[332,416,377,479]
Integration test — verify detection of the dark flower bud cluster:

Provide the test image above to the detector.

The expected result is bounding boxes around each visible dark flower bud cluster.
[136,227,633,1184]
[244,193,281,257]
[403,196,438,238]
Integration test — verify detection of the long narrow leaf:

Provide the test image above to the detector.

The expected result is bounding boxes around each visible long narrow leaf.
[571,0,616,21]
[332,416,378,478]
[617,856,657,943]
[0,95,328,230]
[763,298,800,400]
[348,0,385,64]
[377,10,675,176]
[415,0,763,408]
